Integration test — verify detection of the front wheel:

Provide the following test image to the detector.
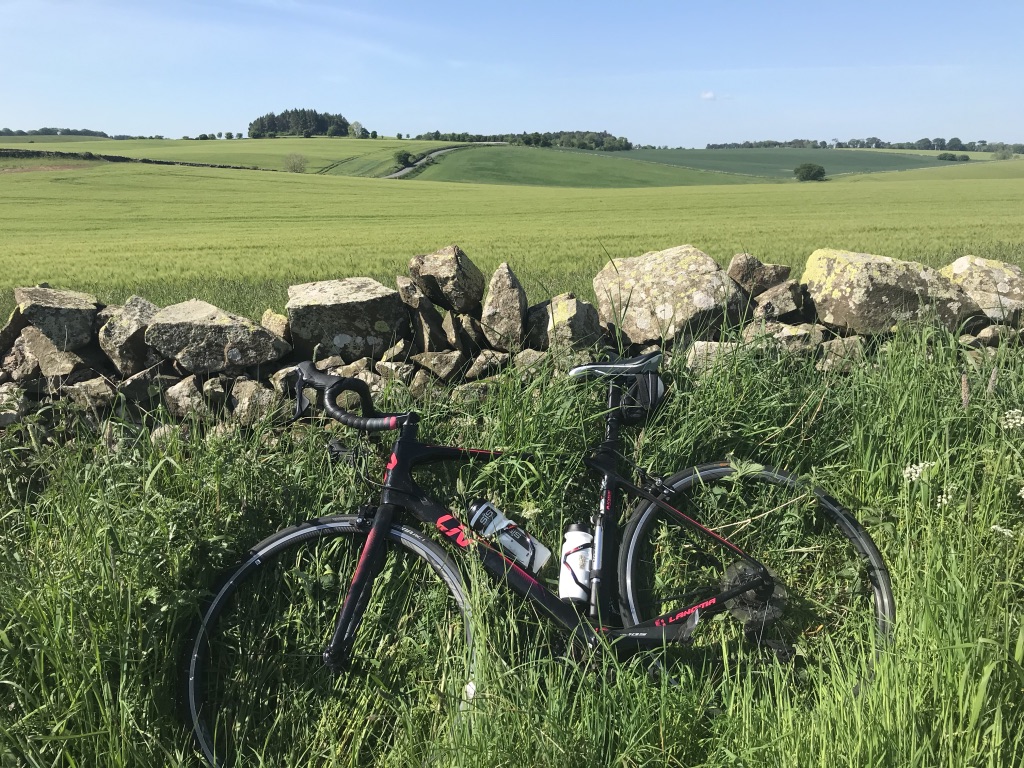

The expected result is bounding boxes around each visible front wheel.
[618,462,894,672]
[183,516,474,768]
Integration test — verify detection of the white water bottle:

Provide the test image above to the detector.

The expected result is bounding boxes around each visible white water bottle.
[467,500,552,574]
[558,524,594,603]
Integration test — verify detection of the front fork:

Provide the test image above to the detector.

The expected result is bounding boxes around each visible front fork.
[321,503,397,671]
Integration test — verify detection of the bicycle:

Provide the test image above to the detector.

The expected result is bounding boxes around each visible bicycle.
[182,351,896,767]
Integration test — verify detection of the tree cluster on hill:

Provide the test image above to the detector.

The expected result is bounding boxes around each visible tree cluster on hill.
[247,109,369,139]
[707,137,1022,154]
[0,127,169,140]
[413,130,633,151]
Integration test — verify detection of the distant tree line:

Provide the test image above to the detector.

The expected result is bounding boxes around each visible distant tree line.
[247,109,370,139]
[0,127,169,140]
[412,130,633,151]
[707,137,1022,154]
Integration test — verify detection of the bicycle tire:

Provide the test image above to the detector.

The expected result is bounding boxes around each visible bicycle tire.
[618,462,895,673]
[183,516,474,768]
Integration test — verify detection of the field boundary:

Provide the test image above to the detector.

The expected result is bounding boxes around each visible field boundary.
[0,148,265,172]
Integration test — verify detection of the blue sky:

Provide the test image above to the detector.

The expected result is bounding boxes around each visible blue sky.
[4,0,1023,147]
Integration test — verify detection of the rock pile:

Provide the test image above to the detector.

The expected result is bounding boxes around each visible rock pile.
[1,243,1021,429]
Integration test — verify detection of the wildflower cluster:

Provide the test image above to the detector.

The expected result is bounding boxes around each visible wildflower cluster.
[902,461,936,482]
[991,524,1016,539]
[1001,409,1024,430]
[935,493,951,508]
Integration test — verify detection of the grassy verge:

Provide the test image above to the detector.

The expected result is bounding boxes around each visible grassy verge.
[1,329,1022,766]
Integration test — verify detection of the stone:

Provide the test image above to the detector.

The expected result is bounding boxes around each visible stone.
[3,332,41,382]
[286,278,408,362]
[98,295,160,376]
[396,276,449,353]
[408,244,486,316]
[0,308,28,358]
[975,324,1019,347]
[203,376,230,409]
[64,377,115,411]
[149,424,179,448]
[480,263,527,351]
[452,381,492,405]
[19,326,86,378]
[375,361,416,385]
[164,375,208,420]
[14,286,99,351]
[0,382,29,428]
[408,369,434,400]
[466,350,510,381]
[410,350,468,382]
[939,256,1024,327]
[119,369,179,402]
[513,349,547,374]
[753,280,803,321]
[443,313,486,357]
[727,253,791,297]
[229,379,281,427]
[802,249,984,335]
[816,337,866,373]
[548,293,603,350]
[260,309,291,342]
[593,245,748,345]
[379,338,411,363]
[147,300,291,374]
[685,341,741,376]
[524,302,551,350]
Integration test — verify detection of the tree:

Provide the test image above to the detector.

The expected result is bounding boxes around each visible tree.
[914,138,934,151]
[396,132,402,139]
[350,121,365,138]
[370,130,378,139]
[217,132,223,139]
[224,132,233,140]
[932,137,946,150]
[794,163,826,181]
[945,137,964,151]
[283,153,307,173]
[394,149,413,168]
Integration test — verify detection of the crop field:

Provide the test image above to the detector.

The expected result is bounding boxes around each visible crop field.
[0,136,454,175]
[2,146,1024,767]
[412,145,766,187]
[1,161,1023,320]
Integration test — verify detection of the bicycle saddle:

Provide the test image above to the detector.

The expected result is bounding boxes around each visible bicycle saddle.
[567,350,662,379]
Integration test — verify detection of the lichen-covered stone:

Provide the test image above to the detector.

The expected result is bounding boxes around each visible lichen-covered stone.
[0,382,29,428]
[20,326,87,378]
[727,254,791,297]
[409,245,486,316]
[98,295,160,376]
[287,279,408,362]
[164,375,208,420]
[802,249,984,334]
[549,293,603,350]
[64,377,115,411]
[940,256,1024,326]
[14,286,99,351]
[396,277,449,354]
[975,324,1019,347]
[229,378,281,426]
[753,280,803,321]
[685,341,741,376]
[593,245,748,345]
[260,309,291,342]
[147,300,291,373]
[0,308,28,359]
[375,361,416,385]
[411,350,468,382]
[442,313,486,357]
[3,332,42,382]
[465,350,510,381]
[815,337,866,373]
[480,263,526,351]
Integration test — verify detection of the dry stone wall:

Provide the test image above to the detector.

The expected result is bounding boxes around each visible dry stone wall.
[1,243,1021,430]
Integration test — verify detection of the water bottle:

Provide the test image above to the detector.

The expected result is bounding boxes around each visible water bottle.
[558,524,594,603]
[467,500,552,574]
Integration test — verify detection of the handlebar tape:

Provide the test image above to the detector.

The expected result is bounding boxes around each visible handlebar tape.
[295,361,402,432]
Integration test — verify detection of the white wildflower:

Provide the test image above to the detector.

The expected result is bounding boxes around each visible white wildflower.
[1001,409,1024,430]
[991,524,1016,539]
[902,461,936,482]
[1018,486,1024,500]
[936,493,951,508]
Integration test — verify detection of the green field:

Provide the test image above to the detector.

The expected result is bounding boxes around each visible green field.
[2,159,1023,320]
[413,145,766,187]
[2,141,1024,768]
[0,136,454,175]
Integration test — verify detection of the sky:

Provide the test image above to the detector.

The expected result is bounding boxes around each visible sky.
[3,0,1024,147]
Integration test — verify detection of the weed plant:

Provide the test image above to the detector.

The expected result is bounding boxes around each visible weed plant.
[1,331,1023,766]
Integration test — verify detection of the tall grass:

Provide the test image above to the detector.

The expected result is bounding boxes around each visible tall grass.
[1,331,1023,766]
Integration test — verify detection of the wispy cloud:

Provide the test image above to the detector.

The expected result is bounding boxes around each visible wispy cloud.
[700,90,716,101]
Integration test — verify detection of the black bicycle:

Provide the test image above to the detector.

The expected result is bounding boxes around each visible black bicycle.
[182,351,895,767]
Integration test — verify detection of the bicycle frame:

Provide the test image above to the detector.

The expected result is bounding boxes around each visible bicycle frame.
[322,384,776,668]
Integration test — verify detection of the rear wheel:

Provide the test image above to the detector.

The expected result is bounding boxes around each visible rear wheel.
[619,462,894,675]
[183,516,473,768]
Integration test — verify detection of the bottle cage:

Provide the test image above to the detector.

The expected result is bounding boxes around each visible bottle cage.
[619,372,667,425]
